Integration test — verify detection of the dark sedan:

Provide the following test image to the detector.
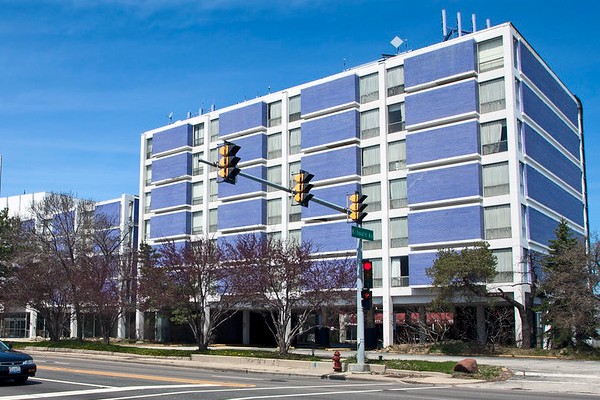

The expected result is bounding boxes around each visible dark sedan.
[0,341,36,384]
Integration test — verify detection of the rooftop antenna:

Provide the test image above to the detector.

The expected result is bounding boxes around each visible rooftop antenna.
[390,36,405,54]
[442,9,480,41]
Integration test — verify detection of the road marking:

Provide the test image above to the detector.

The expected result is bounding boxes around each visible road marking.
[99,384,452,400]
[0,384,218,400]
[37,365,253,387]
[34,376,114,388]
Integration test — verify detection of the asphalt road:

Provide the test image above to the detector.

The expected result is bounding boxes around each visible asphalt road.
[1,353,598,400]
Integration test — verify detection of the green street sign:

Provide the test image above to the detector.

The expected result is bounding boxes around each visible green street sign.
[352,226,374,241]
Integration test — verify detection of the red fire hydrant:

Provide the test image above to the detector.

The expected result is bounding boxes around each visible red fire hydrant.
[332,350,342,372]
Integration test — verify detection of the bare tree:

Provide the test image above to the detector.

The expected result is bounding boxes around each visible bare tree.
[12,253,73,340]
[78,212,133,344]
[26,192,96,341]
[138,238,240,350]
[0,208,23,303]
[227,234,355,355]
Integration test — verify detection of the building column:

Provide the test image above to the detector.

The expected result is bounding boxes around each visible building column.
[70,306,78,339]
[203,306,210,344]
[117,313,126,339]
[513,289,527,347]
[136,310,145,341]
[242,310,250,345]
[382,294,394,347]
[28,308,37,339]
[476,304,487,345]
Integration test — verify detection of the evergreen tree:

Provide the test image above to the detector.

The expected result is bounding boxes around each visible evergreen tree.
[540,219,598,349]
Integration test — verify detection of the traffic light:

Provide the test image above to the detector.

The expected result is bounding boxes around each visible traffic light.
[293,170,314,207]
[349,192,368,223]
[362,259,373,289]
[218,141,241,184]
[361,289,372,310]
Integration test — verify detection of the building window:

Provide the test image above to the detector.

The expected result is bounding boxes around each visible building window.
[144,220,150,240]
[492,248,513,283]
[391,256,409,287]
[484,205,512,240]
[521,205,528,239]
[192,182,204,205]
[289,161,301,188]
[146,138,153,159]
[386,65,404,96]
[361,145,380,176]
[372,259,383,288]
[192,153,204,176]
[268,101,282,127]
[267,165,282,192]
[479,78,506,113]
[289,95,301,122]
[288,196,301,222]
[267,231,282,241]
[387,102,405,133]
[289,128,301,155]
[267,133,282,159]
[362,220,382,250]
[144,192,151,213]
[145,165,152,185]
[360,109,380,139]
[389,179,407,209]
[482,162,509,197]
[478,37,504,73]
[193,123,205,147]
[360,73,379,103]
[513,38,520,69]
[209,178,218,202]
[209,148,218,172]
[388,140,406,171]
[267,198,282,225]
[515,79,522,111]
[289,229,301,244]
[191,211,203,235]
[362,182,381,212]
[209,119,219,142]
[517,120,523,152]
[519,162,525,196]
[208,209,217,233]
[480,120,507,155]
[390,217,408,248]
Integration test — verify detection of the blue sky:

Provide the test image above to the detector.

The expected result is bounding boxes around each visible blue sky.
[1,0,598,232]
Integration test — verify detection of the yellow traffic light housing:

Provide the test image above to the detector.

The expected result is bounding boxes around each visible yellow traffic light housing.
[349,192,368,223]
[218,142,241,184]
[293,170,314,207]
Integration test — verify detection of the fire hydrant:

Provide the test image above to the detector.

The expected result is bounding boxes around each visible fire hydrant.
[332,350,342,372]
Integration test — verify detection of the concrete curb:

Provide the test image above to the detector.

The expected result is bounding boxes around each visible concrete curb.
[25,347,480,385]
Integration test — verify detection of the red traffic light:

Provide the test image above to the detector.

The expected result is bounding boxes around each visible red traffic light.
[362,259,373,289]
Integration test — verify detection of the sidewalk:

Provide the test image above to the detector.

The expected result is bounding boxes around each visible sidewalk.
[21,342,600,395]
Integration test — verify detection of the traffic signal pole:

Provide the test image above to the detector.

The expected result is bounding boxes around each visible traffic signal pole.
[355,229,367,371]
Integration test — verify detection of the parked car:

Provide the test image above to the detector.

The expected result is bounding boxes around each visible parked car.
[0,341,37,384]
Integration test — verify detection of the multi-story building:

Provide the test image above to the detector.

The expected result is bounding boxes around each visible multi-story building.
[139,22,587,347]
[0,192,139,339]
